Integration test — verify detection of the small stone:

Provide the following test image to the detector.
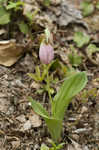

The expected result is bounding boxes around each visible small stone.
[11,140,20,149]
[16,115,26,123]
[23,120,31,131]
[81,106,88,114]
[15,79,25,87]
[34,144,39,150]
[29,114,42,127]
[30,81,41,89]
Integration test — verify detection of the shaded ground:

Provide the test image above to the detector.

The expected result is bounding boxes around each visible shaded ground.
[0,0,99,149]
[0,53,99,150]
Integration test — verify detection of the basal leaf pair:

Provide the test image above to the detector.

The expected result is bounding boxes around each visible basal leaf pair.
[29,72,87,143]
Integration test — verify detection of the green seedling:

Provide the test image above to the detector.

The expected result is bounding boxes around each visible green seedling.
[28,64,49,82]
[96,2,99,10]
[41,144,49,150]
[86,44,99,65]
[28,63,55,104]
[0,6,10,25]
[73,31,90,48]
[80,1,94,17]
[29,71,87,143]
[41,139,65,150]
[6,1,24,11]
[86,44,99,57]
[28,59,69,95]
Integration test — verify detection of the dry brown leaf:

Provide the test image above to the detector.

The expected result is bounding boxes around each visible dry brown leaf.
[20,114,42,131]
[23,3,33,15]
[0,29,6,35]
[67,144,75,150]
[23,0,39,16]
[29,114,42,127]
[71,140,82,150]
[11,140,20,149]
[30,81,41,89]
[0,40,25,66]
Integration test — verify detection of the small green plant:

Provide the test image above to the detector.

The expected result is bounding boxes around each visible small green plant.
[28,63,55,96]
[0,0,38,37]
[6,1,24,11]
[96,2,99,10]
[29,71,87,143]
[0,5,10,25]
[28,65,48,82]
[0,0,24,25]
[41,139,65,150]
[80,1,94,17]
[28,29,87,146]
[86,44,99,57]
[73,31,90,48]
[86,44,99,65]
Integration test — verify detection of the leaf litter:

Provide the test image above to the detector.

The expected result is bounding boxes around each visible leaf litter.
[0,0,99,149]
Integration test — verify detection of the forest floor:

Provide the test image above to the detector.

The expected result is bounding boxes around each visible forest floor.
[0,0,99,149]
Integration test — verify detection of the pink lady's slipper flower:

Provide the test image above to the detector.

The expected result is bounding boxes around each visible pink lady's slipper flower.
[39,43,54,64]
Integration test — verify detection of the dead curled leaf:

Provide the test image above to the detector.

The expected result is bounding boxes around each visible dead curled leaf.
[0,39,26,66]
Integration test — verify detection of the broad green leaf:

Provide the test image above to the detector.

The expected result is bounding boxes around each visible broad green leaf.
[96,2,99,10]
[81,1,94,17]
[28,97,49,117]
[52,72,87,120]
[74,32,90,48]
[29,97,62,142]
[86,44,99,56]
[18,21,29,34]
[45,118,62,143]
[0,6,10,25]
[6,1,24,10]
